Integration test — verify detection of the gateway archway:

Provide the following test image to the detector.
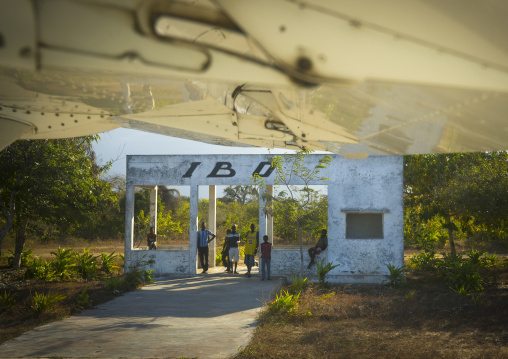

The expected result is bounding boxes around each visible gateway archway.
[124,154,403,283]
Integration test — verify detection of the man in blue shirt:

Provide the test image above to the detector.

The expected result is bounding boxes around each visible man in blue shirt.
[197,222,216,273]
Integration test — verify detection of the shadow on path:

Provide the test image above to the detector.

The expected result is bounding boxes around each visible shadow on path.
[0,273,283,359]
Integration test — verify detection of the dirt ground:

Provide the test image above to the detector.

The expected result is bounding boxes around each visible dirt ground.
[1,240,508,358]
[233,264,508,359]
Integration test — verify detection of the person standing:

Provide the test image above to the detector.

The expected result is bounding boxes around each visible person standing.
[197,222,216,274]
[243,223,259,278]
[307,229,328,269]
[228,224,240,274]
[260,235,272,280]
[222,229,231,272]
[147,227,157,250]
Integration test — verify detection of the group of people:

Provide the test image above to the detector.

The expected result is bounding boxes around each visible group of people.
[197,222,273,280]
[151,222,328,279]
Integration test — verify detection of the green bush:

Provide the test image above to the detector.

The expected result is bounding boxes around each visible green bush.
[24,257,55,281]
[480,254,498,268]
[76,288,92,309]
[74,249,98,281]
[440,253,483,293]
[316,259,340,284]
[100,251,118,274]
[0,291,17,311]
[31,291,66,315]
[7,248,34,267]
[268,290,300,315]
[289,275,310,295]
[385,264,407,286]
[408,250,440,272]
[50,246,76,280]
[123,259,156,291]
[105,276,124,293]
[215,250,222,266]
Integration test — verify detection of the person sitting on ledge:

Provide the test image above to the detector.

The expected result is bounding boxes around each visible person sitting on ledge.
[307,229,328,269]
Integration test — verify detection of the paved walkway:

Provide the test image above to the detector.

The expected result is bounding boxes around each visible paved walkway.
[0,268,283,359]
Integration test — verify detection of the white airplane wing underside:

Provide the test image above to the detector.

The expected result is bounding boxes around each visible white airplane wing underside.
[1,0,507,155]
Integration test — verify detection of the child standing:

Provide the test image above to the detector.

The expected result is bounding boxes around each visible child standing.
[260,235,272,280]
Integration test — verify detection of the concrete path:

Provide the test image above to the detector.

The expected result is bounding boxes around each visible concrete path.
[0,269,283,359]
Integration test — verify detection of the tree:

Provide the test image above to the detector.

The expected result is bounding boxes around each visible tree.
[222,185,258,205]
[0,137,112,267]
[404,152,508,255]
[442,152,508,239]
[404,153,463,255]
[104,174,126,192]
[271,189,327,245]
[252,150,331,275]
[160,187,181,215]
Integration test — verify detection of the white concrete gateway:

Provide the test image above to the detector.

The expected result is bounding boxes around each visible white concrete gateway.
[125,154,403,284]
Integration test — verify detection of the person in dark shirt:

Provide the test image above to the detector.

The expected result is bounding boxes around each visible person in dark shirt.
[260,235,272,280]
[227,224,240,274]
[222,229,231,272]
[307,229,328,269]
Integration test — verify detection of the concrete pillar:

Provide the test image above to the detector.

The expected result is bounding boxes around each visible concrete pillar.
[149,186,158,233]
[124,184,135,273]
[208,185,216,268]
[267,185,274,243]
[189,185,199,275]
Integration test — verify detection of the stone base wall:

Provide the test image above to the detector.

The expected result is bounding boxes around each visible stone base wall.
[128,247,389,284]
[129,249,189,276]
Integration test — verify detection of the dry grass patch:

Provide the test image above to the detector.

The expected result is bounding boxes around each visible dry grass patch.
[237,270,508,359]
[0,276,117,344]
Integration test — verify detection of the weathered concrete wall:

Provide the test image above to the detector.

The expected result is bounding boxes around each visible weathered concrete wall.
[270,248,325,274]
[328,156,404,283]
[129,248,190,276]
[125,154,403,284]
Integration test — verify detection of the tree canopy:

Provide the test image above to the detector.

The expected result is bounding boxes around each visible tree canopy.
[0,136,113,267]
[404,152,508,254]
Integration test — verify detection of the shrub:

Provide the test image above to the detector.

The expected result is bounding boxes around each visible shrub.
[215,250,222,266]
[267,290,300,315]
[316,259,340,284]
[76,288,92,309]
[289,275,310,295]
[142,269,155,283]
[7,248,34,268]
[408,250,440,272]
[451,285,469,296]
[105,276,124,293]
[31,291,66,315]
[24,257,55,281]
[480,254,498,268]
[74,249,98,281]
[440,253,483,293]
[385,264,407,286]
[0,291,17,311]
[50,246,76,280]
[123,259,156,291]
[100,251,118,274]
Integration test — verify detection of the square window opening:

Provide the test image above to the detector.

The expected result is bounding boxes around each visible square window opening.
[346,213,384,239]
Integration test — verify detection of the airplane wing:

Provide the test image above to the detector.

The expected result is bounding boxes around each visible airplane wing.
[1,0,507,155]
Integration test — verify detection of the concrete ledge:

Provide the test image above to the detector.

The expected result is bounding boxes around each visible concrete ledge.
[283,273,387,285]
